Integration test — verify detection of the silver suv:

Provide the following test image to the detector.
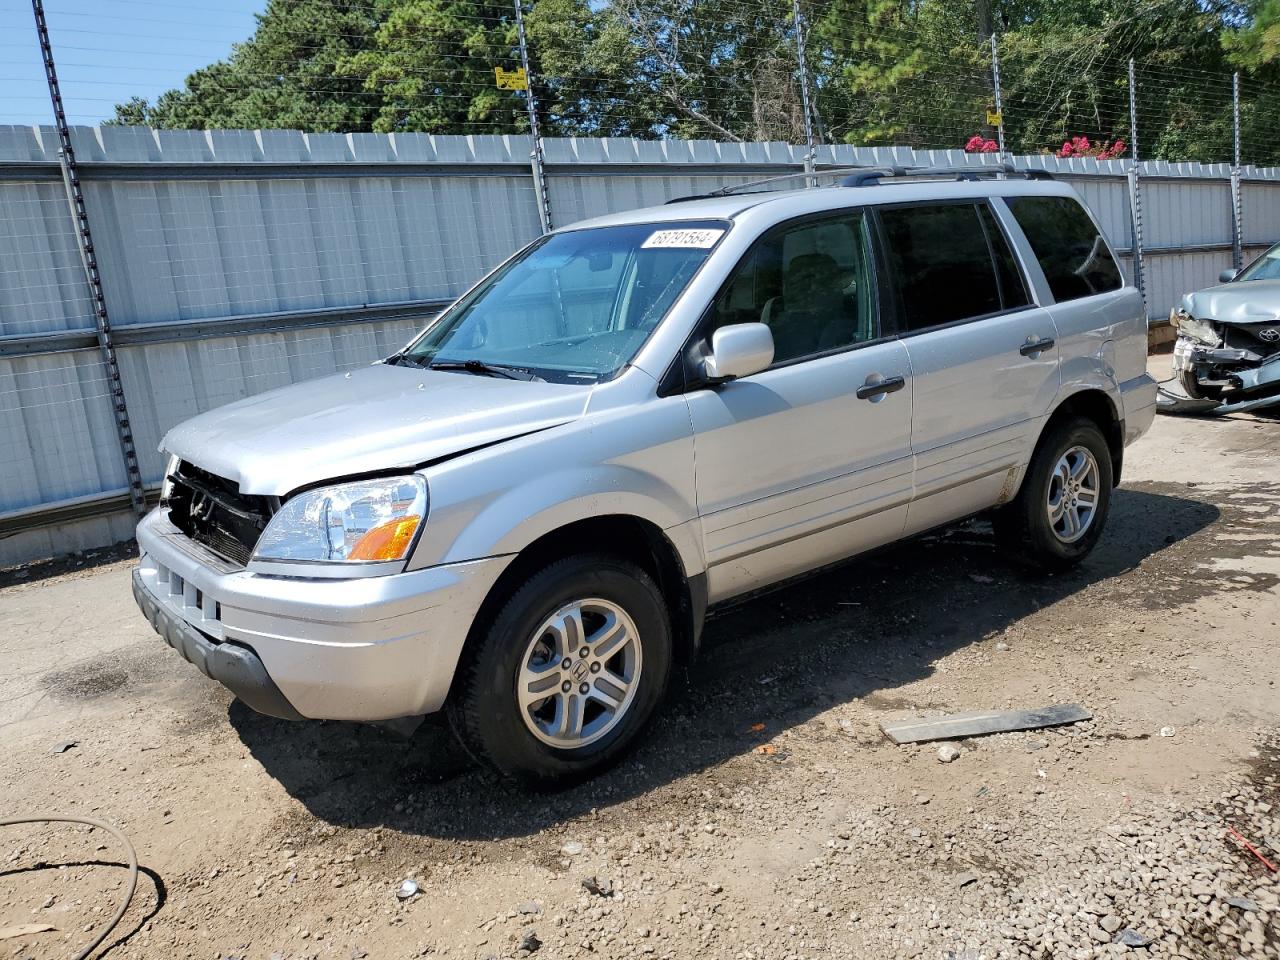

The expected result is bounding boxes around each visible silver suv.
[133,171,1157,784]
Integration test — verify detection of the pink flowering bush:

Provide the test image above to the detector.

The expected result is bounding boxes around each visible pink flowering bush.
[1056,135,1127,159]
[964,135,1000,153]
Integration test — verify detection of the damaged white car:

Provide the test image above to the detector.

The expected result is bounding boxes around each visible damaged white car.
[1168,242,1280,414]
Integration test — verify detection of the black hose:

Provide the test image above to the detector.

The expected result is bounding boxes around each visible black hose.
[0,815,138,960]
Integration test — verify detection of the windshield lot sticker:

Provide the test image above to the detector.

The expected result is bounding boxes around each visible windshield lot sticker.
[642,228,724,249]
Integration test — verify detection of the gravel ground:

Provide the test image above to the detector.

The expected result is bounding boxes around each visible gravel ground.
[2,381,1278,960]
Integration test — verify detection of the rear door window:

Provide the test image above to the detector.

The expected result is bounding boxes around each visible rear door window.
[1006,195,1123,302]
[878,202,1021,331]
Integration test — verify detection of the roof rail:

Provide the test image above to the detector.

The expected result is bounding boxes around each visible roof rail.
[663,161,1054,204]
[840,162,1055,186]
[664,166,877,204]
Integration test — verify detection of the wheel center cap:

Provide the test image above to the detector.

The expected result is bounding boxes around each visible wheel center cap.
[570,660,590,683]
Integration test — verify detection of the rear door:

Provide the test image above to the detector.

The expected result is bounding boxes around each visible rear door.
[874,200,1061,536]
[684,209,914,603]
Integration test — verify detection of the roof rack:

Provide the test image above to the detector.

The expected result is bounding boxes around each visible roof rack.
[664,161,1053,203]
[841,162,1056,187]
[664,166,872,204]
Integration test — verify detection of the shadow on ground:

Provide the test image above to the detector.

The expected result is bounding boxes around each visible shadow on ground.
[230,484,1219,841]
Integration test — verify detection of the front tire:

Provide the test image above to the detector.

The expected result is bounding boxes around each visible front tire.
[447,554,672,787]
[994,417,1114,570]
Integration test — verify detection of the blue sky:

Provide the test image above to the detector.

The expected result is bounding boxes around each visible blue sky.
[1,0,265,125]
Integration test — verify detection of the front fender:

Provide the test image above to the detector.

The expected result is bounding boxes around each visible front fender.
[435,464,703,573]
[408,398,703,576]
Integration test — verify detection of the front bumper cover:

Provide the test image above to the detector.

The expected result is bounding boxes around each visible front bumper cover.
[132,569,304,720]
[132,508,511,721]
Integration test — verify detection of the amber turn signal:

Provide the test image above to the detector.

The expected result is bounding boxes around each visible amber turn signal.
[347,516,422,561]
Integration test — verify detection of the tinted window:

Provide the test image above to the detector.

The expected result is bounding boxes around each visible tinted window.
[979,204,1031,310]
[879,203,1008,330]
[713,211,877,364]
[1006,196,1123,302]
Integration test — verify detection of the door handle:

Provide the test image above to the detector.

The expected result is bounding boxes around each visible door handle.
[856,374,906,401]
[1019,336,1056,357]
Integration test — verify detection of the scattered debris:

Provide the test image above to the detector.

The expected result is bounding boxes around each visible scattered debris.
[0,924,57,941]
[937,744,962,763]
[581,875,614,898]
[560,841,583,857]
[749,722,766,732]
[1115,928,1151,948]
[881,703,1092,744]
[755,744,778,755]
[396,879,420,900]
[1226,825,1277,872]
[516,901,542,916]
[994,641,1011,652]
[955,872,978,888]
[517,929,541,954]
[49,740,77,754]
[1225,896,1258,912]
[969,574,995,584]
[1159,726,1176,738]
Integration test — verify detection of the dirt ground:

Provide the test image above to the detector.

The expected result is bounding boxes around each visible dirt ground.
[2,371,1278,960]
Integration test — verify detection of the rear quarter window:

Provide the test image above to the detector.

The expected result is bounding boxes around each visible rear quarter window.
[1006,195,1123,302]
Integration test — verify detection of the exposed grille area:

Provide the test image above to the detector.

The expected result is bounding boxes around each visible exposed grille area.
[166,462,275,566]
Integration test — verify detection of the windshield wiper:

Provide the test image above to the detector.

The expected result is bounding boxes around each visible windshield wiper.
[428,358,543,381]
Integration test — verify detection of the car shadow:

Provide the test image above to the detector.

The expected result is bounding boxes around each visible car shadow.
[229,484,1219,840]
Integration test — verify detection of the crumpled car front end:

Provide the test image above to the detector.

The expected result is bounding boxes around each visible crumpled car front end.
[1167,284,1280,414]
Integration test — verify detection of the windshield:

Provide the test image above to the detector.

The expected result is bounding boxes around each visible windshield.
[401,220,729,383]
[1237,243,1280,282]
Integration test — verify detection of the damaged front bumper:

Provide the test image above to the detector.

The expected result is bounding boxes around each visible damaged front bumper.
[1166,334,1280,415]
[132,509,511,722]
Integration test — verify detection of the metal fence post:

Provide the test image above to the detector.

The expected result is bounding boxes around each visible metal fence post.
[792,0,817,183]
[1231,71,1243,272]
[32,0,146,517]
[512,0,553,233]
[990,34,1007,160]
[1126,58,1147,316]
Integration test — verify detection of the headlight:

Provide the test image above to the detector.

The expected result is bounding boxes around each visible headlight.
[1172,309,1220,347]
[159,453,180,504]
[253,475,428,566]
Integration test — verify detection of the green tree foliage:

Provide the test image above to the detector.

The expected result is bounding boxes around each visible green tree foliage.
[109,0,381,131]
[1227,0,1280,66]
[110,0,1280,163]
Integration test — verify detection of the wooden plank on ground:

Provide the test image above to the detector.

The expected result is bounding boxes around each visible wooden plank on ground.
[880,703,1092,745]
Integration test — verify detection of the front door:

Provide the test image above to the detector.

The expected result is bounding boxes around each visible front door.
[683,209,915,603]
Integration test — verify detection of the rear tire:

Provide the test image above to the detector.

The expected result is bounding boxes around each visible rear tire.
[446,554,672,787]
[994,416,1113,571]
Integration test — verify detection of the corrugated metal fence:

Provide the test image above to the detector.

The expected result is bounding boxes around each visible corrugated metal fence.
[2,125,1278,565]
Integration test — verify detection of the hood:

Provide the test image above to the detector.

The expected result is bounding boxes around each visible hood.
[1183,279,1280,326]
[161,363,592,495]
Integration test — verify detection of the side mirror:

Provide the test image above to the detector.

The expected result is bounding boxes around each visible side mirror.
[1219,268,1238,283]
[702,323,774,383]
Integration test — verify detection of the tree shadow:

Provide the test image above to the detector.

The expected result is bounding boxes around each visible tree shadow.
[229,484,1219,840]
